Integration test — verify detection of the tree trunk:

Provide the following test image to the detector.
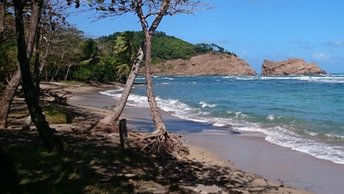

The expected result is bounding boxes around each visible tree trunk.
[64,64,71,81]
[119,119,129,151]
[0,1,4,33]
[132,0,170,133]
[143,32,167,134]
[99,46,144,124]
[100,0,170,126]
[33,25,41,95]
[0,0,42,128]
[14,0,63,151]
[0,70,21,128]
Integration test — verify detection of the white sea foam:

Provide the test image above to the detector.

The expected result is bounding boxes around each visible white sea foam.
[261,75,344,84]
[199,101,217,108]
[228,122,344,164]
[99,88,124,97]
[266,114,275,121]
[305,129,344,140]
[264,127,344,164]
[99,89,344,165]
[160,77,174,80]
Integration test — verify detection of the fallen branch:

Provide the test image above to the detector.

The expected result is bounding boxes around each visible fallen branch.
[43,89,72,105]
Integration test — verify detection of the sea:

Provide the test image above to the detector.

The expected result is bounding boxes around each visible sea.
[100,74,344,165]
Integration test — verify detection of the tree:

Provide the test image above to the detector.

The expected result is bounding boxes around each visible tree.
[34,0,71,87]
[112,31,138,81]
[0,0,41,128]
[93,1,202,128]
[13,0,63,151]
[45,25,84,81]
[90,0,204,156]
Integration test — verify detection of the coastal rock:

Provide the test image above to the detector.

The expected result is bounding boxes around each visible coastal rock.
[262,58,326,76]
[151,53,256,76]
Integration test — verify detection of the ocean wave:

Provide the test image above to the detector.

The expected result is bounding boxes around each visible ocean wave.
[99,89,344,165]
[265,114,283,121]
[222,76,259,80]
[230,123,344,165]
[199,101,217,108]
[264,127,344,165]
[226,111,249,119]
[160,77,174,80]
[261,75,344,84]
[220,75,344,84]
[99,88,124,96]
[305,129,344,140]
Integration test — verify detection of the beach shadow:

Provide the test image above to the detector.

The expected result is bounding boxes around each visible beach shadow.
[0,128,283,194]
[1,97,283,193]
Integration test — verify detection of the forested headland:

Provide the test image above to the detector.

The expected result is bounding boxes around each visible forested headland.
[1,22,236,89]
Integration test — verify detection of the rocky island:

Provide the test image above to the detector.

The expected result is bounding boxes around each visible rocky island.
[151,53,257,76]
[262,58,326,76]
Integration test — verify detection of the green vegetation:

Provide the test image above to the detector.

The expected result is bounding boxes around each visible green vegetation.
[1,26,237,85]
[43,105,71,124]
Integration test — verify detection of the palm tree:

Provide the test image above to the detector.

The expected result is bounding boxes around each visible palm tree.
[99,31,143,124]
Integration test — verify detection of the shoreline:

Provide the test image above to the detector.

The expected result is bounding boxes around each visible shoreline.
[68,84,344,194]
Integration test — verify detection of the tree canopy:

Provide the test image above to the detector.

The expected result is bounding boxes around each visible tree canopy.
[1,27,237,85]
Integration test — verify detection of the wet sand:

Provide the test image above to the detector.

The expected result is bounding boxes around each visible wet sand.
[68,85,344,194]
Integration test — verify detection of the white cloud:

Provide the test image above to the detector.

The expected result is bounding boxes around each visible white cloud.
[321,41,344,48]
[289,40,315,49]
[312,52,330,60]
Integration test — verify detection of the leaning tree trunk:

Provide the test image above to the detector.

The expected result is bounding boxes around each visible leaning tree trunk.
[99,0,170,127]
[143,32,167,134]
[14,0,63,151]
[99,46,144,125]
[0,0,42,128]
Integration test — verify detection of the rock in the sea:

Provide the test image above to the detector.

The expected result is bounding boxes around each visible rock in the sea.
[152,53,256,76]
[262,58,326,76]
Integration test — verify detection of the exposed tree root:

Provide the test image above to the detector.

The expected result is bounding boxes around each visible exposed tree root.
[131,131,189,158]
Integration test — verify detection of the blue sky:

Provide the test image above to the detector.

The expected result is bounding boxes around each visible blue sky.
[68,0,344,73]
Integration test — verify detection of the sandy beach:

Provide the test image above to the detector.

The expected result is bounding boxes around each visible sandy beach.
[64,83,341,194]
[72,84,344,194]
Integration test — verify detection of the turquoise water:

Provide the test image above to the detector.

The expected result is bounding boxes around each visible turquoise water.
[101,74,344,164]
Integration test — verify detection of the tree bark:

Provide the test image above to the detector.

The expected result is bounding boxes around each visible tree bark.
[64,64,71,81]
[119,119,129,151]
[99,46,144,124]
[0,1,4,33]
[0,70,21,128]
[143,32,167,133]
[0,0,42,128]
[13,0,63,151]
[33,25,41,95]
[135,0,170,133]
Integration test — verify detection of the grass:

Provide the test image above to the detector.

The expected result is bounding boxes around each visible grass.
[43,105,71,124]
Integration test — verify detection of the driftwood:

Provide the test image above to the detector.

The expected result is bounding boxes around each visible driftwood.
[45,90,72,105]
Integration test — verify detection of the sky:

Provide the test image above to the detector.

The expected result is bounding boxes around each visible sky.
[67,0,344,73]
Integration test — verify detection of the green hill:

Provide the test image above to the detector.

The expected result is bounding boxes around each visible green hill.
[97,31,236,63]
